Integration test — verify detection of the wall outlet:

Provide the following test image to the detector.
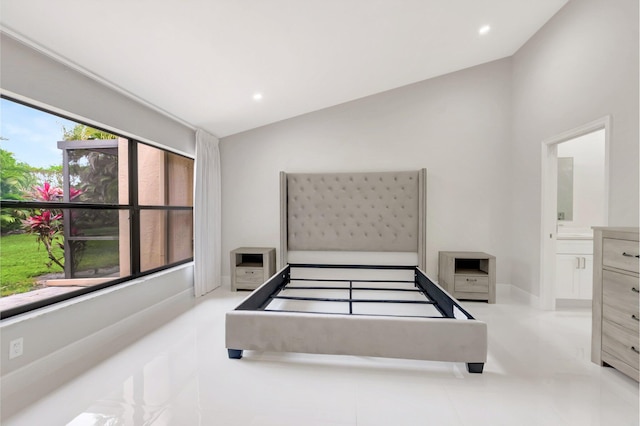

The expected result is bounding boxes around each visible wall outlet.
[9,337,23,359]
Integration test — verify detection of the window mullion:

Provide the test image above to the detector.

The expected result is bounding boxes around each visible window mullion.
[129,141,141,276]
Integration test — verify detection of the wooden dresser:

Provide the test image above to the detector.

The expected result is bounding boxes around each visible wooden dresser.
[591,227,639,381]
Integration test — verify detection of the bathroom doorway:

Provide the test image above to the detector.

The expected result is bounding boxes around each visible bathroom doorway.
[539,117,610,310]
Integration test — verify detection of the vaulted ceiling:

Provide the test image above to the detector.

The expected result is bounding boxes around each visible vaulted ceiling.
[1,0,568,137]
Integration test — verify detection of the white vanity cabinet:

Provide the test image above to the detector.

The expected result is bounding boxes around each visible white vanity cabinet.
[556,239,593,299]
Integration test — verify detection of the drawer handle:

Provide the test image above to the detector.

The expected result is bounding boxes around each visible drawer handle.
[466,278,477,282]
[622,252,640,258]
[633,314,640,322]
[633,287,640,293]
[632,346,640,354]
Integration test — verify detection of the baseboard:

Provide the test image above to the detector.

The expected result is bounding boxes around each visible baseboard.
[555,298,592,309]
[498,283,541,308]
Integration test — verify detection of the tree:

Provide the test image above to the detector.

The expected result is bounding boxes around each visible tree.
[62,124,116,141]
[0,148,36,200]
[30,165,63,190]
[0,148,37,232]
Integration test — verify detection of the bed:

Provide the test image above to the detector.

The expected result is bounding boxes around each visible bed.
[225,169,487,373]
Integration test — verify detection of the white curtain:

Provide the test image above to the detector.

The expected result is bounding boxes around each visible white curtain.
[194,129,221,296]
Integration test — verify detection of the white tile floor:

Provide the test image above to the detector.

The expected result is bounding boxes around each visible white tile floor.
[5,287,639,426]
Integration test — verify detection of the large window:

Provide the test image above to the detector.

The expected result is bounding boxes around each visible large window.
[0,97,194,318]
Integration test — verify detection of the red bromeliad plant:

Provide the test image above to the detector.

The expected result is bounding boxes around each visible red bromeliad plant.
[30,182,63,201]
[22,182,82,270]
[23,209,64,269]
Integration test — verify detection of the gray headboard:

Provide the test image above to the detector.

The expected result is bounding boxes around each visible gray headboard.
[280,169,426,269]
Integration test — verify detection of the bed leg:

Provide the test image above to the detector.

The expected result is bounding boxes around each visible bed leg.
[466,362,484,373]
[228,349,243,359]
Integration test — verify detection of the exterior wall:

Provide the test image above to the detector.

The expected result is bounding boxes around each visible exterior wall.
[118,138,131,276]
[167,155,194,263]
[511,0,639,296]
[138,144,168,271]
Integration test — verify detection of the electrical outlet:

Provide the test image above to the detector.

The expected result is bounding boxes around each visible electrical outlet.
[9,338,23,359]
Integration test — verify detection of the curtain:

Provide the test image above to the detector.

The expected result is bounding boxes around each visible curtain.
[194,129,221,296]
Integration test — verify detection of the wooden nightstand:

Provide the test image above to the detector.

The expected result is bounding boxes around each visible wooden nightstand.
[438,251,496,303]
[230,247,276,291]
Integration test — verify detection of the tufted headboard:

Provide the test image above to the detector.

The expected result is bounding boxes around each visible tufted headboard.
[280,169,426,269]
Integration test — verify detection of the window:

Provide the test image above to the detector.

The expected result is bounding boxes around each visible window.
[0,97,194,318]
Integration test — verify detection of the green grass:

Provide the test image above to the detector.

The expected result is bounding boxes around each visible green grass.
[0,233,63,296]
[75,240,120,271]
[1,233,120,297]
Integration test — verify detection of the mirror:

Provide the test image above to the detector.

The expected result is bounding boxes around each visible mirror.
[557,157,574,221]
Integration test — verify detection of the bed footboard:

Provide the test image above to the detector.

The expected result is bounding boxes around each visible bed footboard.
[226,310,487,366]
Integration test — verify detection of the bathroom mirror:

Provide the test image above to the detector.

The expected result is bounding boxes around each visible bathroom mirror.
[557,157,573,221]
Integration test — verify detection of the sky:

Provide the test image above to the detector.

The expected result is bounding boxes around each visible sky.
[0,98,76,169]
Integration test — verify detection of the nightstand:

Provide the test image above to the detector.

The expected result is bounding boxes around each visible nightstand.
[230,247,276,291]
[438,251,496,303]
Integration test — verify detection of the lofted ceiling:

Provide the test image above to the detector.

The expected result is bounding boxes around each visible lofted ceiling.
[0,0,568,138]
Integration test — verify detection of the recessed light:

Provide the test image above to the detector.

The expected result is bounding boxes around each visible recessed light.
[479,25,491,35]
[253,93,263,101]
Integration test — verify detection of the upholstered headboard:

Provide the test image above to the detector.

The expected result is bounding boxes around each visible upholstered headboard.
[280,169,426,269]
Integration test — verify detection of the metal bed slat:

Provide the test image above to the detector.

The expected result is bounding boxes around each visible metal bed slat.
[271,295,437,304]
[290,278,414,283]
[289,263,416,270]
[262,309,446,319]
[283,285,422,292]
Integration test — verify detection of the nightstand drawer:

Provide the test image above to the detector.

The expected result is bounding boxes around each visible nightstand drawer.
[454,275,489,293]
[235,267,264,284]
[603,238,639,273]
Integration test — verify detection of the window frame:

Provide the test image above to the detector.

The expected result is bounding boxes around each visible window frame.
[0,96,194,319]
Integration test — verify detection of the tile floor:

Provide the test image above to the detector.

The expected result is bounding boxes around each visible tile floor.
[4,287,639,425]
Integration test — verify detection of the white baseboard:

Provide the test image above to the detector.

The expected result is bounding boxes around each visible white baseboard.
[498,283,541,308]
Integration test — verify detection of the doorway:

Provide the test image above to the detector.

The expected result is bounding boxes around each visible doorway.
[539,116,610,310]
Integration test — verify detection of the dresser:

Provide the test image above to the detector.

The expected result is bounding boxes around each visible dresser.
[591,227,639,381]
[438,251,496,303]
[230,247,276,291]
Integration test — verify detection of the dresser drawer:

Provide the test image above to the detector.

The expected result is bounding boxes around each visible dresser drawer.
[603,304,640,335]
[602,320,640,370]
[603,238,640,273]
[454,275,489,293]
[602,269,640,323]
[235,267,264,284]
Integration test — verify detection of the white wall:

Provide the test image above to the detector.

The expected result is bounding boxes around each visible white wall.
[0,33,195,156]
[511,0,639,296]
[557,129,606,231]
[221,58,513,283]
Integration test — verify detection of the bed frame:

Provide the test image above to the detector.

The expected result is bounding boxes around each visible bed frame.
[226,169,488,373]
